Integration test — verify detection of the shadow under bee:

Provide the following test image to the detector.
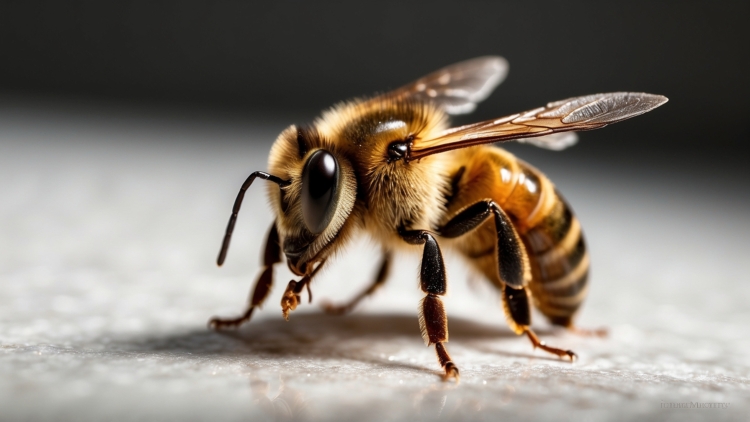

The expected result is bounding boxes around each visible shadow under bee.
[118,313,560,371]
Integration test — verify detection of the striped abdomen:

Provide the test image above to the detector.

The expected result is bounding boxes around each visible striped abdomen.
[521,187,588,327]
[445,147,589,327]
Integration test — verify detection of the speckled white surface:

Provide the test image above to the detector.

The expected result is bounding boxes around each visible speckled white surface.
[1,102,748,421]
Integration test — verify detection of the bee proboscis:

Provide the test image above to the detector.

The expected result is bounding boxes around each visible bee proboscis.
[210,56,667,381]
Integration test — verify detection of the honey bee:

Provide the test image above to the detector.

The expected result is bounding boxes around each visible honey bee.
[210,56,667,381]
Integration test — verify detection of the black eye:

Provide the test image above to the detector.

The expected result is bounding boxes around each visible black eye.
[301,150,339,234]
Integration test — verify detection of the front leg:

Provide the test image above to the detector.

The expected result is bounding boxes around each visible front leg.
[439,200,575,361]
[280,260,325,320]
[400,228,459,382]
[209,222,281,330]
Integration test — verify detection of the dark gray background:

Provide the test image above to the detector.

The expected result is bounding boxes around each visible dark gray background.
[1,1,748,149]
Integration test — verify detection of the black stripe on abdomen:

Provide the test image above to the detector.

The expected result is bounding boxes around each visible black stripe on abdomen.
[523,193,589,325]
[524,196,573,254]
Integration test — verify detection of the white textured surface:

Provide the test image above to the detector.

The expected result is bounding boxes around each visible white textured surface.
[1,102,748,421]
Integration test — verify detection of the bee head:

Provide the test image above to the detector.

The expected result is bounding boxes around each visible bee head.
[268,125,357,275]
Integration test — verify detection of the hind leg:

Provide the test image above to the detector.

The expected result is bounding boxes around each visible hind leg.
[502,285,576,360]
[438,200,576,361]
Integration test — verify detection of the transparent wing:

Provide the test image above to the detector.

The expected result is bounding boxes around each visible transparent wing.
[517,132,579,151]
[381,56,509,115]
[409,92,668,160]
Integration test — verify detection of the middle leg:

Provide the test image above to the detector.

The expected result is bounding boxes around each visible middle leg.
[400,228,459,382]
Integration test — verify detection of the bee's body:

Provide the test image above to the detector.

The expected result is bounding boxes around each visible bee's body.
[212,57,666,381]
[273,98,587,330]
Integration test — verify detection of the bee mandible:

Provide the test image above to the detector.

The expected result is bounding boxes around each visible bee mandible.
[210,56,668,381]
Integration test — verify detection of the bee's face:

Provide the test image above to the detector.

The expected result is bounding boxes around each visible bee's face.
[268,126,357,275]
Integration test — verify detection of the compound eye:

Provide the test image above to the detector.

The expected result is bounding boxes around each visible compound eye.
[301,150,339,234]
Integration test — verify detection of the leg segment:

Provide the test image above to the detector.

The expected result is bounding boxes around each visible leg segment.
[209,223,281,330]
[439,200,576,361]
[503,285,576,360]
[322,251,392,315]
[439,200,527,288]
[502,282,530,333]
[525,329,577,361]
[400,229,459,382]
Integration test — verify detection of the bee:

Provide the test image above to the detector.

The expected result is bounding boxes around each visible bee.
[210,56,667,381]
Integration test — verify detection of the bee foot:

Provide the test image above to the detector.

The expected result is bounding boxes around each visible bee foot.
[568,325,608,338]
[207,308,254,331]
[280,281,300,321]
[320,300,350,315]
[208,317,237,331]
[525,329,577,362]
[442,362,460,383]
